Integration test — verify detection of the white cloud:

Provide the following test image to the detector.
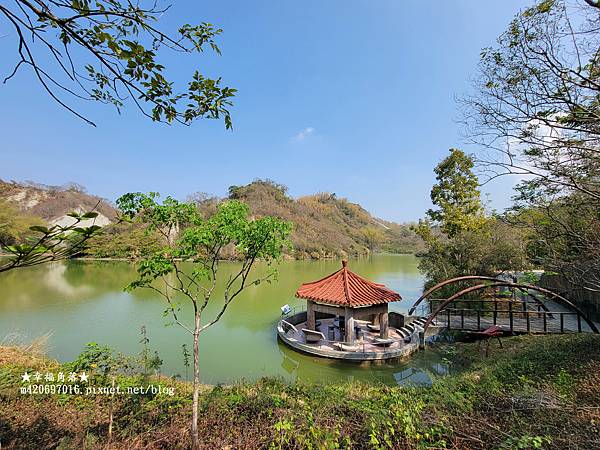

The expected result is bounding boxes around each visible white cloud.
[291,127,315,142]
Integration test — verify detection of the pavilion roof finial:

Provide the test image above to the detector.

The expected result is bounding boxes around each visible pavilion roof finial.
[342,259,348,268]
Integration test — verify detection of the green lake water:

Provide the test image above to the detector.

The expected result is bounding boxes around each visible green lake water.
[0,254,453,385]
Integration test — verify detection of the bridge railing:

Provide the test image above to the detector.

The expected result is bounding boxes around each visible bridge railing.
[428,297,552,313]
[440,307,589,334]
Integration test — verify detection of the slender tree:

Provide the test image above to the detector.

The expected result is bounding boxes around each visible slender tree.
[120,193,291,450]
[426,148,485,238]
[414,150,527,294]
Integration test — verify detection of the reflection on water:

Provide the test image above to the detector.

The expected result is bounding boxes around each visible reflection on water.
[393,361,450,386]
[394,368,431,386]
[0,254,457,385]
[277,339,455,387]
[42,264,93,298]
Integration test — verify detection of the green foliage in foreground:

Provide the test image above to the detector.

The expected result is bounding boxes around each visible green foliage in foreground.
[3,0,236,127]
[0,334,598,449]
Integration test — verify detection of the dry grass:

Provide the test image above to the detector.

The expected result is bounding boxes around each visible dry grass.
[0,334,599,449]
[0,333,55,368]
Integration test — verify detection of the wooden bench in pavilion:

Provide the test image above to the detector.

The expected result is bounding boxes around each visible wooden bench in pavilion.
[366,323,380,332]
[373,337,395,347]
[302,328,327,343]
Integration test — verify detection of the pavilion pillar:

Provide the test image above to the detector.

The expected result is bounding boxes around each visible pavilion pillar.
[344,307,355,343]
[380,311,389,339]
[307,300,316,330]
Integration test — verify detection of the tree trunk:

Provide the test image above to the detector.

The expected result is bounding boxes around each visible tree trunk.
[191,313,201,450]
[108,376,115,447]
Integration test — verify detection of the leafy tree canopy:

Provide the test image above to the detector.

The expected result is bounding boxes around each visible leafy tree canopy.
[426,148,485,238]
[1,0,236,127]
[117,193,292,329]
[415,150,528,294]
[463,0,600,201]
[463,0,600,292]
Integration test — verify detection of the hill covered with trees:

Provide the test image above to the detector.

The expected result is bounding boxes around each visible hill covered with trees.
[211,180,423,259]
[0,179,423,259]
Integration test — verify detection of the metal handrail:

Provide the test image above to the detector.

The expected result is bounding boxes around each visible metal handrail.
[442,307,580,316]
[412,303,431,317]
[280,319,298,333]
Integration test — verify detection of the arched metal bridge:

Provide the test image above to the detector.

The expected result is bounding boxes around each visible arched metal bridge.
[408,276,599,336]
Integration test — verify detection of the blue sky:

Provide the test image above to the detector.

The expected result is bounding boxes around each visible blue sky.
[0,0,525,222]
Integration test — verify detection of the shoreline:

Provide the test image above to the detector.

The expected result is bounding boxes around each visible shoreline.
[0,251,418,263]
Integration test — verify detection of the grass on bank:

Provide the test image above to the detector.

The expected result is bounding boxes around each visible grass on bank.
[0,333,599,449]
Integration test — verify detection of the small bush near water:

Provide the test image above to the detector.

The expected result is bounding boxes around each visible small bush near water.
[0,334,598,449]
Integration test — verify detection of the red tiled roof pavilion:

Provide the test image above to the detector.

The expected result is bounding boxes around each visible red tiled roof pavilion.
[295,260,401,307]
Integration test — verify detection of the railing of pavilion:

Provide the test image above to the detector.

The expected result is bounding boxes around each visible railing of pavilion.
[278,307,418,352]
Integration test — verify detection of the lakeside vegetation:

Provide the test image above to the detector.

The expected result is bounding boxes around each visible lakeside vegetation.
[1,333,598,449]
[462,0,600,297]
